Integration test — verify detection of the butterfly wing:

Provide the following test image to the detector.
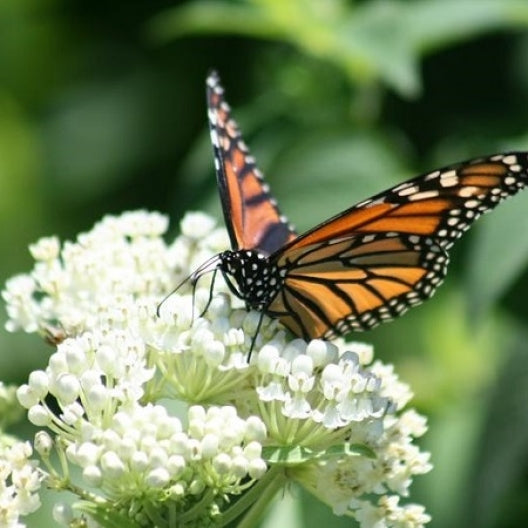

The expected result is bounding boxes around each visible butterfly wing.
[206,71,297,254]
[267,153,528,340]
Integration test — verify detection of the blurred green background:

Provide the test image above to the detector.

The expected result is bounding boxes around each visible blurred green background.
[2,0,528,526]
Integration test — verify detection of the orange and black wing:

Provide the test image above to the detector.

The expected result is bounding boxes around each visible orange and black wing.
[207,71,297,255]
[267,153,528,340]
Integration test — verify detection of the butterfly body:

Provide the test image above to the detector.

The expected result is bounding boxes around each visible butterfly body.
[201,71,528,345]
[219,249,285,311]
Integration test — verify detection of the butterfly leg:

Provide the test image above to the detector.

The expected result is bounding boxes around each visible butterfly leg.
[197,268,218,319]
[248,310,266,361]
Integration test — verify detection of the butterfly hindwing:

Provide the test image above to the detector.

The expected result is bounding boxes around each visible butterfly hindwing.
[206,72,297,255]
[267,232,448,340]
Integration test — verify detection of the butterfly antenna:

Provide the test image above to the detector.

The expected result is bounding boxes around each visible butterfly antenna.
[156,273,192,317]
[248,311,266,362]
[156,255,222,318]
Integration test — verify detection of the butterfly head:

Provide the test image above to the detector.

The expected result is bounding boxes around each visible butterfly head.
[219,250,284,311]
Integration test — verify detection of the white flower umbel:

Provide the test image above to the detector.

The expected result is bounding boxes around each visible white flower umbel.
[4,210,432,527]
[0,440,43,527]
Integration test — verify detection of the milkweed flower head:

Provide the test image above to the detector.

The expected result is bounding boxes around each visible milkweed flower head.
[3,210,431,527]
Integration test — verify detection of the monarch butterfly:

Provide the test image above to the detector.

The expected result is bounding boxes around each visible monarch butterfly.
[188,71,528,348]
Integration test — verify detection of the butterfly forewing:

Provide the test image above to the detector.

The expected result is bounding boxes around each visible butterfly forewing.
[206,72,297,255]
[279,153,528,253]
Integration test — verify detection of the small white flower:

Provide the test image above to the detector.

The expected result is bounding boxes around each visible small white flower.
[201,434,220,458]
[231,455,250,479]
[167,455,185,476]
[54,373,81,404]
[212,453,232,474]
[2,275,39,333]
[27,371,49,399]
[100,451,126,478]
[180,212,217,239]
[289,354,315,392]
[149,447,169,468]
[146,467,170,488]
[82,465,102,486]
[0,441,43,526]
[27,405,51,427]
[245,416,267,443]
[53,502,74,525]
[321,362,350,401]
[248,458,267,479]
[60,402,85,426]
[34,432,53,458]
[353,495,432,528]
[29,236,60,261]
[306,339,338,366]
[131,451,149,472]
[16,385,39,409]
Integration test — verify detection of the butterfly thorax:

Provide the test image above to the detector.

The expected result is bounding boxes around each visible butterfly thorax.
[219,250,284,310]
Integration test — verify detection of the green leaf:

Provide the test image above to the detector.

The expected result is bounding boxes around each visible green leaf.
[337,1,420,96]
[405,0,528,52]
[263,442,375,465]
[460,326,528,528]
[148,0,286,42]
[148,0,528,97]
[263,445,318,465]
[466,191,528,321]
[323,442,377,460]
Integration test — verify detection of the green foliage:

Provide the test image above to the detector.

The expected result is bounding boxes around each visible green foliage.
[150,0,528,97]
[3,0,528,526]
[467,192,528,320]
[462,328,528,528]
[263,443,376,465]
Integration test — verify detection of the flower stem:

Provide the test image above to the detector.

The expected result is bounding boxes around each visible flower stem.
[218,465,288,528]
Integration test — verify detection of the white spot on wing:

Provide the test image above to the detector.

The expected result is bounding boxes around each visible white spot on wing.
[502,155,517,165]
[408,190,440,201]
[397,185,419,197]
[440,170,458,187]
[424,170,441,181]
[209,130,219,147]
[458,186,479,198]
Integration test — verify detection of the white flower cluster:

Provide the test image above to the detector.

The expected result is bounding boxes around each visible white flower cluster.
[0,441,42,527]
[64,403,267,501]
[292,386,432,524]
[17,329,154,430]
[256,340,388,438]
[3,211,226,339]
[17,325,267,506]
[3,210,432,527]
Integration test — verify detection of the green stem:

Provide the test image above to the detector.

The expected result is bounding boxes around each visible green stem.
[178,488,216,524]
[218,466,288,528]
